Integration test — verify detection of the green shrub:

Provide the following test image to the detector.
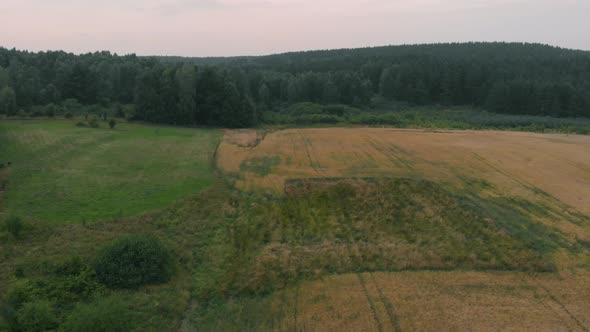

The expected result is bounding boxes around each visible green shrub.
[88,117,99,128]
[75,121,87,127]
[94,235,173,288]
[0,303,18,331]
[15,301,57,331]
[294,114,341,125]
[62,99,81,113]
[45,104,57,118]
[5,266,104,311]
[287,102,323,115]
[52,256,85,276]
[31,106,45,117]
[114,104,125,118]
[3,216,23,239]
[60,296,133,332]
[64,111,73,119]
[122,104,136,120]
[108,119,116,129]
[322,104,360,116]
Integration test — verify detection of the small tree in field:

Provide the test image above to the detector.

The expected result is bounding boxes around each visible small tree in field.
[108,119,116,129]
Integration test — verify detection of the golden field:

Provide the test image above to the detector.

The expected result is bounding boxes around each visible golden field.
[219,128,590,242]
[217,128,590,331]
[218,128,590,214]
[273,270,590,332]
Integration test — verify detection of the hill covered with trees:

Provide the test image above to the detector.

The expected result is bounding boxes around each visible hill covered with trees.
[1,42,589,127]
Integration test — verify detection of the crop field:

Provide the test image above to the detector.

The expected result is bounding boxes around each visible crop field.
[219,128,590,243]
[269,270,590,331]
[212,127,590,330]
[0,120,220,223]
[219,128,590,214]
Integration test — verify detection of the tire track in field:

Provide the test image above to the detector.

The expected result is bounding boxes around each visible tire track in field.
[471,152,539,193]
[338,197,390,332]
[358,273,384,332]
[298,131,323,175]
[472,152,590,224]
[369,272,403,332]
[283,198,305,332]
[534,279,589,332]
[363,134,410,171]
[518,275,588,332]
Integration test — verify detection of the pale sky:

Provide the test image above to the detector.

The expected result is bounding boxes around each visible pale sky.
[1,0,589,57]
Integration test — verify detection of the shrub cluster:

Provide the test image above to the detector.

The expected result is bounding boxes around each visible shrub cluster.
[60,296,133,332]
[94,235,173,288]
[2,234,175,331]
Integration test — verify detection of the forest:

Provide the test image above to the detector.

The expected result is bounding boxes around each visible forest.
[1,42,590,128]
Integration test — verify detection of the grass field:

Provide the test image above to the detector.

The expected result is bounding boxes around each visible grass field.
[0,120,220,223]
[2,122,590,331]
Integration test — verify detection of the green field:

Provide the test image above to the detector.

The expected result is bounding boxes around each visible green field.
[0,120,220,223]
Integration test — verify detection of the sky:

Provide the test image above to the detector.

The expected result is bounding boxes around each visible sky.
[1,0,589,57]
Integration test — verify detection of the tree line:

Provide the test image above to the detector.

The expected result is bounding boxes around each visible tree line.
[1,42,589,127]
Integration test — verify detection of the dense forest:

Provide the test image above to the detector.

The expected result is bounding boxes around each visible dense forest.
[1,42,589,127]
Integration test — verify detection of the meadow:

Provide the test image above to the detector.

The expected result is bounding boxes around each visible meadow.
[1,120,590,331]
[0,120,220,223]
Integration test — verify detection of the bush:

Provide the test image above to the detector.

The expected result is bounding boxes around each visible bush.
[94,235,173,288]
[287,102,323,115]
[108,119,116,129]
[61,296,133,332]
[45,104,57,118]
[75,121,87,127]
[31,106,45,117]
[5,267,104,311]
[3,216,23,239]
[294,114,341,125]
[15,301,58,331]
[0,303,18,331]
[64,111,73,119]
[114,104,125,118]
[88,117,99,128]
[62,99,81,113]
[122,104,136,120]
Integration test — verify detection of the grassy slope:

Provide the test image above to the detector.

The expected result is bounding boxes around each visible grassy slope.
[0,120,220,223]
